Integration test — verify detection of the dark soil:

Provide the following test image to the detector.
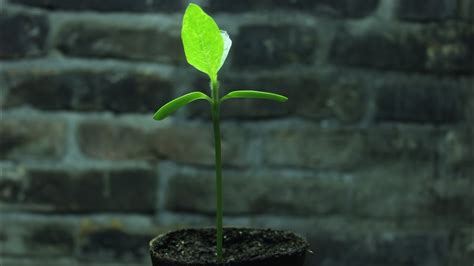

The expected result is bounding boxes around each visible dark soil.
[149,227,309,266]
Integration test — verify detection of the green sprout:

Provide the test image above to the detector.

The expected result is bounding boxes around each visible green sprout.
[153,3,287,263]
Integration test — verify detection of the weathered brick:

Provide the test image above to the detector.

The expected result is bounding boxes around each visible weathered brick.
[0,117,67,161]
[22,168,156,212]
[364,125,439,161]
[209,0,379,18]
[165,172,353,216]
[430,175,474,222]
[295,72,367,123]
[375,78,466,124]
[190,72,366,123]
[79,228,150,262]
[396,0,458,21]
[314,0,379,18]
[56,23,183,64]
[78,122,149,161]
[263,125,439,169]
[78,120,248,166]
[26,224,75,255]
[233,25,317,69]
[9,0,183,12]
[329,29,426,72]
[165,158,450,220]
[467,86,474,123]
[23,169,104,212]
[434,127,474,221]
[424,23,474,74]
[0,12,49,59]
[352,163,435,219]
[0,215,76,257]
[307,231,449,266]
[4,69,173,113]
[439,127,474,171]
[77,218,176,263]
[0,164,26,203]
[263,126,366,170]
[107,169,157,212]
[330,24,474,74]
[459,0,474,21]
[448,228,474,265]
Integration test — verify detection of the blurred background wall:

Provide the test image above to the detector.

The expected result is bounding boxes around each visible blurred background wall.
[0,0,473,265]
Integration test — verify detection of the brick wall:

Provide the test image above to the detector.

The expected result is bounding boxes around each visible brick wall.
[0,0,473,265]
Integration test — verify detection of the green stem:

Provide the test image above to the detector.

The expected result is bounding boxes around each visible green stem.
[211,79,223,264]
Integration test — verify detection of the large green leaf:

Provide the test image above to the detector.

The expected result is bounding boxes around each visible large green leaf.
[181,3,223,81]
[153,92,211,120]
[221,90,288,102]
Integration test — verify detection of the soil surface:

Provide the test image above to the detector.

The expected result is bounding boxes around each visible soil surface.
[150,227,309,265]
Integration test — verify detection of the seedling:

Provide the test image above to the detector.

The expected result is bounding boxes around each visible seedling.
[153,4,287,263]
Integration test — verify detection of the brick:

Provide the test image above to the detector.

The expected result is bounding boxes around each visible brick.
[209,0,379,18]
[56,23,183,64]
[77,122,149,161]
[329,29,426,72]
[0,215,76,257]
[352,163,435,219]
[424,23,474,74]
[263,126,365,170]
[0,258,77,266]
[78,120,248,166]
[4,69,173,113]
[22,168,156,212]
[77,218,175,263]
[0,117,67,161]
[165,158,451,220]
[430,175,474,221]
[467,87,474,123]
[26,224,75,255]
[365,125,439,161]
[233,25,317,69]
[375,78,466,124]
[296,72,367,123]
[107,169,157,212]
[396,0,457,21]
[434,127,474,221]
[0,164,26,203]
[307,231,449,266]
[9,0,183,12]
[0,12,49,59]
[79,228,150,262]
[164,172,353,216]
[330,24,474,74]
[314,0,379,18]
[263,125,439,169]
[190,72,366,123]
[448,228,474,265]
[459,0,474,21]
[439,127,474,171]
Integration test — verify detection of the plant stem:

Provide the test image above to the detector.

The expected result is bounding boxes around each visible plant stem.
[211,79,223,264]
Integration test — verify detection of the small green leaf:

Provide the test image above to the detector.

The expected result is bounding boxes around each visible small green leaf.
[153,92,211,120]
[221,90,288,102]
[181,3,223,81]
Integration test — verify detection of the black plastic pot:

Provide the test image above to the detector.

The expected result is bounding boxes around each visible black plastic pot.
[149,227,309,266]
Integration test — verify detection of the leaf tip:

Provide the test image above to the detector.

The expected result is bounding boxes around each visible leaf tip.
[152,112,163,121]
